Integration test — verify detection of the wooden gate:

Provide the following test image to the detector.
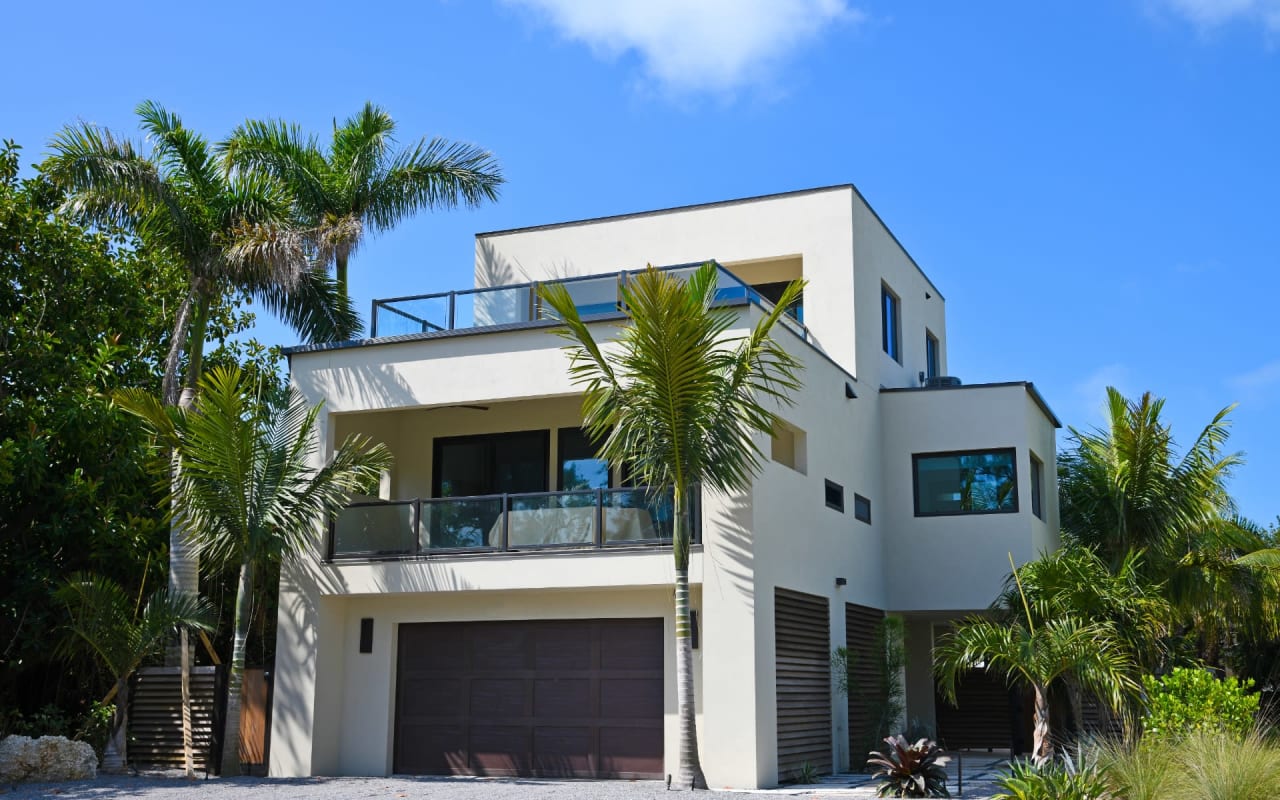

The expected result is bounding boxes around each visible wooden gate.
[844,603,886,769]
[128,666,224,770]
[775,587,832,780]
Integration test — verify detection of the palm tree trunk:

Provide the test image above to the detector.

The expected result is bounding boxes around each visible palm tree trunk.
[182,293,211,396]
[101,676,129,773]
[181,628,194,778]
[1032,682,1053,766]
[219,560,254,776]
[162,295,193,407]
[335,251,349,303]
[672,484,707,789]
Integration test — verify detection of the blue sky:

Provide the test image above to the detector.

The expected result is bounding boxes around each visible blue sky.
[3,0,1277,525]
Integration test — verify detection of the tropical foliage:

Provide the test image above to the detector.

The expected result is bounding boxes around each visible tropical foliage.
[116,365,392,774]
[222,102,503,304]
[832,617,907,768]
[867,735,950,798]
[540,262,804,789]
[993,753,1111,800]
[1141,668,1259,743]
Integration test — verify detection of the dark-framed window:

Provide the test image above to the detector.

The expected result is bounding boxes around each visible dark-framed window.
[853,493,871,524]
[558,427,611,490]
[432,429,550,498]
[1030,453,1044,520]
[753,280,804,323]
[926,330,940,379]
[913,448,1018,516]
[825,480,845,512]
[882,283,901,362]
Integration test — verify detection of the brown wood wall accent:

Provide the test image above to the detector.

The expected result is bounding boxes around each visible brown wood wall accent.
[934,667,1014,750]
[844,603,886,768]
[775,587,832,780]
[394,618,664,779]
[128,666,222,769]
[239,669,270,768]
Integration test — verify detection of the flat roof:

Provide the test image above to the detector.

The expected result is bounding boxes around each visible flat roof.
[880,381,1063,429]
[475,183,944,301]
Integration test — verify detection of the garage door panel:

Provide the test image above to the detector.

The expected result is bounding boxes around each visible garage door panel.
[601,621,663,669]
[395,618,663,779]
[600,678,663,718]
[400,677,467,717]
[534,678,592,716]
[470,678,528,717]
[470,725,531,774]
[599,726,663,775]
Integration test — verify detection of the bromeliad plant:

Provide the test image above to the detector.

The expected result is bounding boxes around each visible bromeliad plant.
[867,735,951,798]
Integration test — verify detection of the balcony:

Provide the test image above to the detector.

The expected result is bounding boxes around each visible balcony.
[369,262,811,344]
[328,486,699,561]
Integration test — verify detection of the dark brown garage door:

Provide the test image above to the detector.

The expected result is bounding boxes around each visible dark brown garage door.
[395,618,664,778]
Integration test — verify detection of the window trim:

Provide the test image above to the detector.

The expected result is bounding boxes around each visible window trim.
[824,479,845,513]
[1030,453,1044,520]
[912,447,1019,517]
[853,493,872,524]
[881,283,902,363]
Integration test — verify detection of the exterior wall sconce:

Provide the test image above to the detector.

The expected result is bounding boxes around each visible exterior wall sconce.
[359,618,374,653]
[835,577,847,587]
[845,382,857,399]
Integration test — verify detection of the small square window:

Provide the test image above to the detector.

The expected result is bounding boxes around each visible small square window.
[1030,454,1044,520]
[770,419,807,474]
[825,480,845,512]
[853,494,871,524]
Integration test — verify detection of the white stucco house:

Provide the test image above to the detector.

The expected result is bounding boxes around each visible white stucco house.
[269,185,1061,789]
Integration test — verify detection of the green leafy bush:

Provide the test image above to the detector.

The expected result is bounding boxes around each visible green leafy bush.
[1142,667,1259,742]
[867,735,950,798]
[994,754,1111,800]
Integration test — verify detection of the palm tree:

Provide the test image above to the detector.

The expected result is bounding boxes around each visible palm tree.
[935,583,1140,765]
[540,263,805,789]
[221,102,504,304]
[1058,388,1279,664]
[116,366,392,775]
[55,573,214,772]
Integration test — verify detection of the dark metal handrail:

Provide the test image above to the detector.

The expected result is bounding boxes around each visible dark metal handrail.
[327,485,700,562]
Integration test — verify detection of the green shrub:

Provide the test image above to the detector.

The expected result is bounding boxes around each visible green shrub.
[1142,668,1259,742]
[993,752,1111,800]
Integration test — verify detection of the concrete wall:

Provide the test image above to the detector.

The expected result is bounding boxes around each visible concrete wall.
[879,384,1061,612]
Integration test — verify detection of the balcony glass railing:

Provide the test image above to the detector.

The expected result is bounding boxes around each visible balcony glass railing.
[370,263,813,346]
[327,486,698,560]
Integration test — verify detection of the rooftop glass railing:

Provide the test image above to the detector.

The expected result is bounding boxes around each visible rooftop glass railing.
[327,486,700,561]
[370,263,813,346]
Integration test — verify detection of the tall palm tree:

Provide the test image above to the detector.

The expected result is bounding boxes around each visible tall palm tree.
[221,102,504,304]
[54,573,214,772]
[935,560,1141,765]
[116,366,392,775]
[1058,388,1278,663]
[540,263,805,789]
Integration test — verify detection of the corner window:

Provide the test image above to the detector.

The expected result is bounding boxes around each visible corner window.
[913,448,1018,516]
[825,480,845,512]
[1030,454,1044,520]
[926,331,940,380]
[853,493,871,524]
[882,283,901,363]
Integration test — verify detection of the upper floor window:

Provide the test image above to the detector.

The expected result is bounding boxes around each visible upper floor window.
[754,280,804,324]
[926,331,940,379]
[1030,453,1044,520]
[882,283,901,363]
[825,480,845,512]
[913,448,1018,516]
[558,427,612,490]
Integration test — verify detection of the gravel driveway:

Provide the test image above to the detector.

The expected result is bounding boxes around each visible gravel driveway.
[0,775,789,800]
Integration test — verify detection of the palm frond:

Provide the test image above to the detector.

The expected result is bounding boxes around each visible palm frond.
[250,267,361,343]
[135,100,222,203]
[365,137,504,232]
[220,118,329,217]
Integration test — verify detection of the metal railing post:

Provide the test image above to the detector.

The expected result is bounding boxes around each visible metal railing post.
[412,498,422,557]
[501,494,510,551]
[447,291,457,330]
[529,282,538,322]
[369,301,379,337]
[595,488,605,547]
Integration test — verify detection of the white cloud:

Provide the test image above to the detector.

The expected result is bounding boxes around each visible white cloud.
[1072,363,1134,425]
[1159,0,1280,32]
[1230,359,1280,405]
[503,0,862,95]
